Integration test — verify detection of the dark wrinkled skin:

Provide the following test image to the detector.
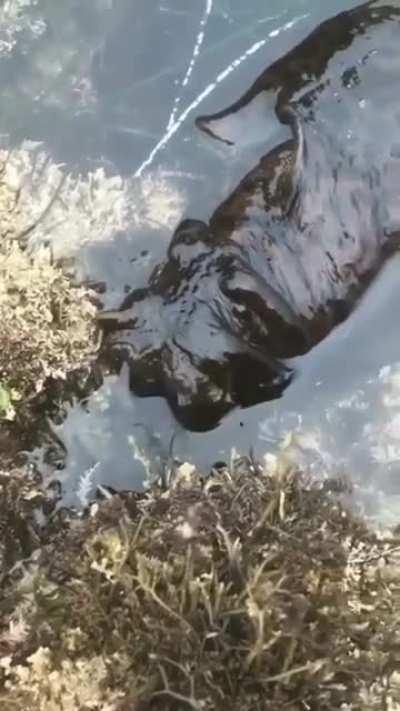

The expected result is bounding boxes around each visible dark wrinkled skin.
[99,0,400,431]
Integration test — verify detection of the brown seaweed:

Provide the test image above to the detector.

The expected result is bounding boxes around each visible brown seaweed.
[1,458,400,709]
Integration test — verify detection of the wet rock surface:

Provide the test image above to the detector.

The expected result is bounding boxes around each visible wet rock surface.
[99,1,400,431]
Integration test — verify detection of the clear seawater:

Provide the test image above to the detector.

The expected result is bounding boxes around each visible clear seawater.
[3,0,400,522]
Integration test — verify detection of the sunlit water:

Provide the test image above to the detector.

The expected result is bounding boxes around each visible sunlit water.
[2,0,400,522]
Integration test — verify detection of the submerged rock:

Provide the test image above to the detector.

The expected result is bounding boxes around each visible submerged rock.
[99,1,400,431]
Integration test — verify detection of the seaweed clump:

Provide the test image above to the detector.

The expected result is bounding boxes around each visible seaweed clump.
[0,151,98,422]
[1,458,400,710]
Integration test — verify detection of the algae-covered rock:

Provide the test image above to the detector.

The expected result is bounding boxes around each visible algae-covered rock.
[0,242,97,411]
[0,458,400,710]
[0,148,102,420]
[0,465,47,573]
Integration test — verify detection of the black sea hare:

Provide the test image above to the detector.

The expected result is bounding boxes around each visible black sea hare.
[99,0,400,430]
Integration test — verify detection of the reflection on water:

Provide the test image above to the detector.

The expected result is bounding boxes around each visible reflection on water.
[2,0,400,521]
[37,367,176,508]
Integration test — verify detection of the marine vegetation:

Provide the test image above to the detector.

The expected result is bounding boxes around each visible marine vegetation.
[0,151,98,425]
[1,457,400,710]
[0,243,97,417]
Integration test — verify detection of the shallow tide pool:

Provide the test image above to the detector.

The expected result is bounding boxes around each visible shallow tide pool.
[3,0,400,521]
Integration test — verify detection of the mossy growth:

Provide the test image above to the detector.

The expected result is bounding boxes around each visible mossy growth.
[1,457,400,710]
[0,151,98,423]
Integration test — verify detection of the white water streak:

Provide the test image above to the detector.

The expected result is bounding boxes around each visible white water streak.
[135,14,309,178]
[166,0,213,131]
[77,462,100,508]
